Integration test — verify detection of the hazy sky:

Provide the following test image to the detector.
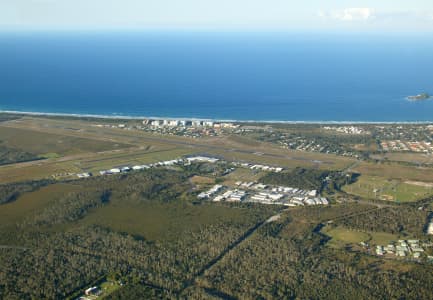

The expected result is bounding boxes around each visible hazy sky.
[1,0,433,32]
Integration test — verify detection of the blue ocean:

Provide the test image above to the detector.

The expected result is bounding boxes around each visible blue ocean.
[1,31,433,122]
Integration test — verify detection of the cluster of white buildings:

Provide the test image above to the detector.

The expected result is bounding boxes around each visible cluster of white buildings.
[78,155,292,180]
[374,239,426,259]
[215,189,247,202]
[236,181,266,189]
[198,185,223,199]
[381,140,433,153]
[233,162,283,173]
[249,191,284,204]
[240,182,328,206]
[77,156,220,178]
[323,126,370,135]
[142,119,238,129]
[198,182,328,207]
[99,166,134,175]
[186,156,219,164]
[76,172,92,178]
[98,157,218,176]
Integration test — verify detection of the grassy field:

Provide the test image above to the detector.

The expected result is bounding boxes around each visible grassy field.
[323,226,400,249]
[0,183,81,226]
[73,280,121,300]
[351,143,379,152]
[222,168,266,185]
[0,160,82,183]
[207,148,353,171]
[0,148,193,184]
[0,126,194,183]
[0,116,358,185]
[343,175,433,202]
[7,117,355,171]
[205,136,356,171]
[0,126,130,157]
[79,147,193,173]
[190,175,215,185]
[353,161,433,183]
[3,117,203,146]
[369,231,401,245]
[100,281,122,299]
[323,227,370,248]
[77,201,259,241]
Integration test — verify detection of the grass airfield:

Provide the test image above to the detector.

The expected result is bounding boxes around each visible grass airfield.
[2,115,433,203]
[0,115,355,183]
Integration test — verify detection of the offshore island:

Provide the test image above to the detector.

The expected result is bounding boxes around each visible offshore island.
[407,92,431,101]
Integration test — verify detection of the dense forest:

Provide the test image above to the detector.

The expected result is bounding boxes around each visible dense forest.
[0,168,277,299]
[0,167,432,299]
[336,206,429,237]
[196,211,433,300]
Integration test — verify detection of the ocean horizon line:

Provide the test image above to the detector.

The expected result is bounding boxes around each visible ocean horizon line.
[2,109,433,125]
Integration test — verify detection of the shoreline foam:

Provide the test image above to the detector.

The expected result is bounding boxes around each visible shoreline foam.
[1,109,433,125]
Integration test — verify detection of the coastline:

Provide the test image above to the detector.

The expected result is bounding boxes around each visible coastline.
[1,109,433,125]
[406,97,432,102]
